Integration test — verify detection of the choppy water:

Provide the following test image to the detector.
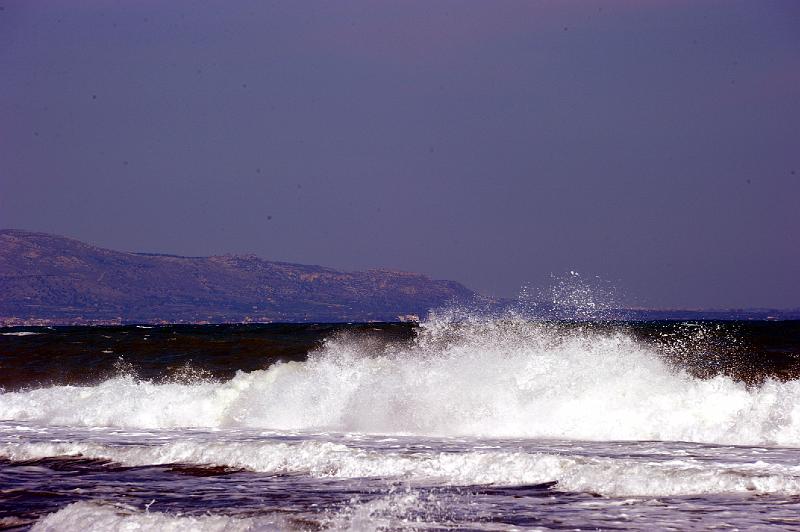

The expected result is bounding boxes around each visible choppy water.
[1,318,800,530]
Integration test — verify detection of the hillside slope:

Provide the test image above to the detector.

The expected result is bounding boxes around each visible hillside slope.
[0,230,475,324]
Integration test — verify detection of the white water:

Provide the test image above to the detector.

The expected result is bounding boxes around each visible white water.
[6,318,800,530]
[2,319,799,445]
[3,436,800,497]
[30,496,469,532]
[31,501,287,532]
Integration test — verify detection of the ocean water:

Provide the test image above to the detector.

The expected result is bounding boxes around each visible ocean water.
[1,318,800,530]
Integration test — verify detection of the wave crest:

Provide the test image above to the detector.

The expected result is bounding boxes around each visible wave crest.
[2,318,800,444]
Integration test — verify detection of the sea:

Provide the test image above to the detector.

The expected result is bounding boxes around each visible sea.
[1,316,800,531]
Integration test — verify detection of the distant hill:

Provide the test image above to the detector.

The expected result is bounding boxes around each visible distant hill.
[2,230,797,326]
[0,230,476,325]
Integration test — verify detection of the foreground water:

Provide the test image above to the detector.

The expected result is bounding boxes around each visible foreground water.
[1,318,800,530]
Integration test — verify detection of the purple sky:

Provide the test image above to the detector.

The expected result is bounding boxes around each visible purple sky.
[1,1,798,308]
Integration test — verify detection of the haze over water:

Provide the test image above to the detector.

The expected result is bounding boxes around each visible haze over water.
[3,317,800,530]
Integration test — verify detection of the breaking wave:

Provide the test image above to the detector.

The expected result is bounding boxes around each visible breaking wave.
[5,439,800,497]
[2,317,800,445]
[31,501,288,532]
[32,496,460,532]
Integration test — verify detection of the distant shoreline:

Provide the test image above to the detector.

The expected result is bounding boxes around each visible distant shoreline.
[3,229,797,326]
[2,313,799,328]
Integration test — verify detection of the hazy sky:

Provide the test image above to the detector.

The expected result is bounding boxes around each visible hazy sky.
[2,1,798,308]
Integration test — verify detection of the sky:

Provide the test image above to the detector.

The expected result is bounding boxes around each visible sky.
[1,0,798,309]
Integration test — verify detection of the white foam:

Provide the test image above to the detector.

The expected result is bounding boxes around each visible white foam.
[31,501,286,532]
[324,490,452,531]
[3,318,800,445]
[1,331,40,336]
[4,439,800,497]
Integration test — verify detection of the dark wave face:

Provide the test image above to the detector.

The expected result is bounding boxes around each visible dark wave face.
[2,319,800,530]
[0,323,416,391]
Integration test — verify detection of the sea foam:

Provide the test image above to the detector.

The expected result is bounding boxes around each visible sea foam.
[4,439,800,497]
[2,318,800,445]
[31,501,286,532]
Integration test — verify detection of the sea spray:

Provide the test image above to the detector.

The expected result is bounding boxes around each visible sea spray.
[2,316,799,445]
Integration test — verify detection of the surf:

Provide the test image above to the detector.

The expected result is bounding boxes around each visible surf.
[2,316,799,445]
